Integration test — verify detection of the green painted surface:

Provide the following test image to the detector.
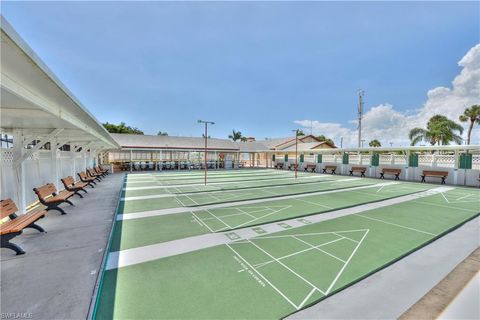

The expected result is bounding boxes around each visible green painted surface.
[119,178,378,214]
[96,187,479,319]
[113,182,433,250]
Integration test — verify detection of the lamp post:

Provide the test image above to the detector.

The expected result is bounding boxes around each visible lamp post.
[198,120,215,185]
[292,129,299,179]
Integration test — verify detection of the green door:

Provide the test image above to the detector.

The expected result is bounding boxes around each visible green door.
[459,153,473,169]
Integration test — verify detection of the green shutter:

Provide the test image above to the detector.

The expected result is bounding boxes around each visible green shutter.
[459,153,472,169]
[317,154,322,163]
[371,154,379,166]
[284,155,288,162]
[409,154,419,167]
[299,154,304,163]
[272,154,275,162]
[342,154,349,164]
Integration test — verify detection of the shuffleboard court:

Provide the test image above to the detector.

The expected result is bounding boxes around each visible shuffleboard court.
[110,182,434,251]
[94,185,479,319]
[124,170,299,187]
[118,176,378,214]
[121,174,335,198]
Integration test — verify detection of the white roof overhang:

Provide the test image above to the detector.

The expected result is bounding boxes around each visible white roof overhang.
[0,16,119,150]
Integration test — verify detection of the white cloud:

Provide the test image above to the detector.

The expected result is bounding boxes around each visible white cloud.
[295,43,480,147]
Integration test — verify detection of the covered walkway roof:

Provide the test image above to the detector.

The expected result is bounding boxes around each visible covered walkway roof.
[0,16,119,150]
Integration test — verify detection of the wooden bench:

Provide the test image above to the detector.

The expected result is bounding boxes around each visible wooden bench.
[304,164,317,172]
[421,170,448,184]
[87,168,103,182]
[288,163,298,171]
[95,166,109,176]
[61,176,88,198]
[33,183,74,215]
[322,165,337,174]
[78,171,96,187]
[274,163,284,170]
[380,168,401,180]
[1,199,47,255]
[350,166,367,177]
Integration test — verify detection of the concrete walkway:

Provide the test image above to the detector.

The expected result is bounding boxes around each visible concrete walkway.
[0,173,124,320]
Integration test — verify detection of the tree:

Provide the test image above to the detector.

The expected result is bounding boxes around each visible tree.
[316,134,335,146]
[296,130,305,136]
[459,104,480,145]
[369,139,381,147]
[157,131,168,136]
[228,129,243,141]
[103,122,144,134]
[240,137,248,142]
[409,115,463,146]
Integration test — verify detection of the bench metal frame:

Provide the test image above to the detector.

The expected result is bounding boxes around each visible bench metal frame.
[380,171,401,180]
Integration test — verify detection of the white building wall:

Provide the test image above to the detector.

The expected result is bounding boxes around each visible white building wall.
[1,148,94,211]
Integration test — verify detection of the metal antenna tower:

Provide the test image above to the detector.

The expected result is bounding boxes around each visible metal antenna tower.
[357,90,364,148]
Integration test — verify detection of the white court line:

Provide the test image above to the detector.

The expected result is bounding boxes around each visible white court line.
[440,192,450,203]
[299,288,318,309]
[356,214,436,236]
[252,237,345,269]
[247,239,326,295]
[325,229,369,295]
[292,236,346,263]
[205,209,233,230]
[121,177,335,200]
[332,232,359,243]
[107,187,452,269]
[190,211,218,233]
[233,206,292,229]
[122,175,332,191]
[412,200,478,213]
[226,244,300,310]
[118,182,397,221]
[294,198,334,209]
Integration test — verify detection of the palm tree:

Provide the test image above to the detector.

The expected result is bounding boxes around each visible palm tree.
[409,115,464,146]
[459,105,480,145]
[228,129,242,141]
[316,134,334,145]
[369,139,381,147]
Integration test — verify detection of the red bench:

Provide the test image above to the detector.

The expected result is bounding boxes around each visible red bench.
[304,164,316,172]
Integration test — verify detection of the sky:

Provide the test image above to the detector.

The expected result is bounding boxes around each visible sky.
[1,1,479,146]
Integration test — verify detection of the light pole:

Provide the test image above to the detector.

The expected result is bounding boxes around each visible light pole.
[292,129,299,179]
[198,120,215,185]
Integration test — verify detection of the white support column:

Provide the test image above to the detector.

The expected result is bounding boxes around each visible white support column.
[405,151,410,180]
[71,146,76,179]
[12,129,26,214]
[130,150,133,172]
[51,138,59,190]
[454,150,459,185]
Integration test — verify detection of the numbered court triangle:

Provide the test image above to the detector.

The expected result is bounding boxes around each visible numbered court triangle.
[228,229,370,310]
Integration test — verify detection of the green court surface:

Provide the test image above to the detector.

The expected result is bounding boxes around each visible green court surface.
[94,170,479,319]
